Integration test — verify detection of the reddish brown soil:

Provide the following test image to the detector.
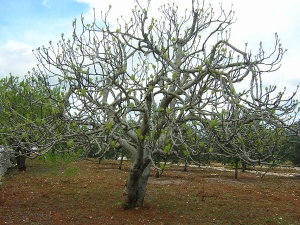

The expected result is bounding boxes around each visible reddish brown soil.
[0,159,299,225]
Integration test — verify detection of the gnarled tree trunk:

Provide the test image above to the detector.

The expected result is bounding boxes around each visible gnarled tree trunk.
[123,158,151,208]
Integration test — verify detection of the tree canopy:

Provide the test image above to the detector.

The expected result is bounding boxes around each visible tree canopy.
[1,0,299,208]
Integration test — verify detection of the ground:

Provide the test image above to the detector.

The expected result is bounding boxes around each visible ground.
[0,159,299,225]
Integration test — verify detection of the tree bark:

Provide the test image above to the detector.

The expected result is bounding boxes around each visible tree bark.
[118,151,124,170]
[234,158,239,179]
[15,153,26,171]
[241,162,246,172]
[13,141,30,172]
[155,162,160,178]
[123,158,151,208]
[183,158,188,172]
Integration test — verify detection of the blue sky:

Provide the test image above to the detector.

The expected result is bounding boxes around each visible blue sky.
[0,0,89,46]
[0,0,299,102]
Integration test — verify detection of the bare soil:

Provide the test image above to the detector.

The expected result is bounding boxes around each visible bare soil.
[0,159,299,225]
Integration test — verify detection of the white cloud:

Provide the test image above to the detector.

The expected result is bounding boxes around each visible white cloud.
[0,41,36,77]
[1,0,299,102]
[42,0,51,8]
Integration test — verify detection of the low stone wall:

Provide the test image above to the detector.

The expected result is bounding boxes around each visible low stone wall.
[0,146,14,182]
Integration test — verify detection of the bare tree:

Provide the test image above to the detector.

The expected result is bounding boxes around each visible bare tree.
[14,0,298,208]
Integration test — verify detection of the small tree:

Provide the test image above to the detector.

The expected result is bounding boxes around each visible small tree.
[4,1,298,208]
[210,118,292,178]
[0,75,65,171]
[278,122,300,166]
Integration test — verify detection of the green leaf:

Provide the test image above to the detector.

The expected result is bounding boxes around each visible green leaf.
[22,132,28,139]
[209,119,218,127]
[67,140,74,148]
[156,107,164,112]
[135,129,141,136]
[166,107,171,114]
[106,122,113,131]
[110,141,116,147]
[209,147,214,153]
[165,138,171,145]
[80,88,86,96]
[36,118,41,125]
[183,150,189,157]
[164,144,171,154]
[172,72,178,79]
[257,139,262,145]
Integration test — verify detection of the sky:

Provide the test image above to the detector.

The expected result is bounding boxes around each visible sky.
[0,0,299,103]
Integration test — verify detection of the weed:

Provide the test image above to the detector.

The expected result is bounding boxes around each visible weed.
[122,202,130,210]
[265,217,272,222]
[64,167,78,176]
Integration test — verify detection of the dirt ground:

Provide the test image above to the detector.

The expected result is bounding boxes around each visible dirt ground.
[0,159,299,225]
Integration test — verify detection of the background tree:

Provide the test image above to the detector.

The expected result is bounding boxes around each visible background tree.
[286,139,300,166]
[0,75,45,170]
[207,116,292,178]
[277,122,300,166]
[0,74,69,170]
[4,0,298,208]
